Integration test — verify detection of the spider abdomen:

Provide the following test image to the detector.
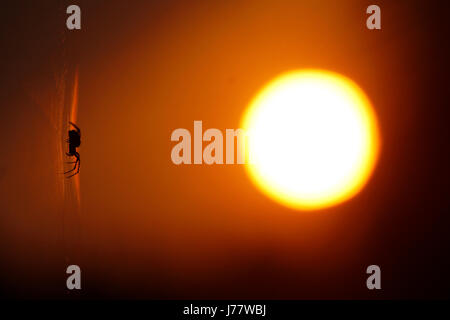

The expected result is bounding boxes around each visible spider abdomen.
[68,130,81,147]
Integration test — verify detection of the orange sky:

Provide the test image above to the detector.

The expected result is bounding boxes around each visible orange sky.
[0,0,448,299]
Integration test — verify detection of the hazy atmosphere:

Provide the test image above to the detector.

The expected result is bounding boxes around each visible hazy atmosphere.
[0,0,448,299]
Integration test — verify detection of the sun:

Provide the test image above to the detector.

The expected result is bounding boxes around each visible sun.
[241,69,380,210]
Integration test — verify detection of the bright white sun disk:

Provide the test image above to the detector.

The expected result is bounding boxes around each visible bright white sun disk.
[242,70,380,210]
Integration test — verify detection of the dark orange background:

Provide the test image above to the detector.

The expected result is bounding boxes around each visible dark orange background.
[0,0,448,299]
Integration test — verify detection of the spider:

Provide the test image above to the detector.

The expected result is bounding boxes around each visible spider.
[64,121,81,178]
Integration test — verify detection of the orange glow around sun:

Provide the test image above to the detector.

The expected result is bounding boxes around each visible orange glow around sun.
[241,69,381,210]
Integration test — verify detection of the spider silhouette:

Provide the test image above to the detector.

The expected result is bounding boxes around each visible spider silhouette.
[64,121,81,178]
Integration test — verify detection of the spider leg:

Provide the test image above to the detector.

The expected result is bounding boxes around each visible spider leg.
[65,152,80,178]
[66,165,80,178]
[69,122,81,134]
[64,161,78,174]
[66,160,80,178]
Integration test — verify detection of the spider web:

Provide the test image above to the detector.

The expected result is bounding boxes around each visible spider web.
[30,63,82,266]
